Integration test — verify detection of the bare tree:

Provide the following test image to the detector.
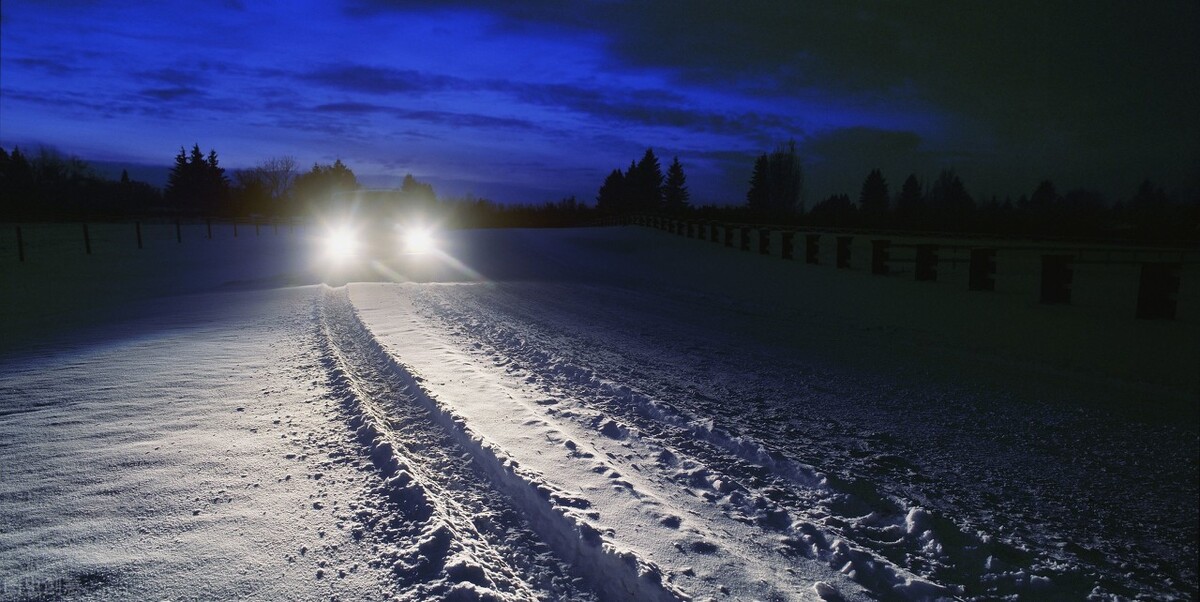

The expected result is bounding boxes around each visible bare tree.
[258,155,297,201]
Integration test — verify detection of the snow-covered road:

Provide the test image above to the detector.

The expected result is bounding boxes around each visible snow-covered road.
[2,226,1196,600]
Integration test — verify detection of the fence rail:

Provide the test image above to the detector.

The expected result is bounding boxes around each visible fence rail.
[635,215,1199,322]
[3,218,307,263]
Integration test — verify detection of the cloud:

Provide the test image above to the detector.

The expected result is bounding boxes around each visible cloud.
[498,81,798,138]
[137,67,206,87]
[300,64,463,95]
[11,57,82,76]
[313,101,537,131]
[345,1,1199,177]
[138,87,205,101]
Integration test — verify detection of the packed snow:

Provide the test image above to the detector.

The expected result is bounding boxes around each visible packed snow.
[1,224,1196,601]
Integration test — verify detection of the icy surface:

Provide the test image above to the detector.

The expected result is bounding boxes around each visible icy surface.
[2,225,1196,601]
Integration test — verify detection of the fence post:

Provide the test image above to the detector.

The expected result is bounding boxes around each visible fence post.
[914,244,938,281]
[16,225,24,262]
[135,221,143,250]
[969,248,996,291]
[1136,262,1180,320]
[233,222,238,237]
[82,223,92,255]
[781,231,794,260]
[871,239,890,275]
[1040,254,1073,304]
[176,219,182,243]
[207,219,213,240]
[836,236,852,268]
[724,225,733,247]
[740,227,751,251]
[255,222,260,236]
[806,234,819,264]
[759,228,770,255]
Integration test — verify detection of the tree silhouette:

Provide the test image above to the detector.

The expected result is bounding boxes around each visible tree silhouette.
[293,159,358,211]
[766,140,803,214]
[858,168,889,220]
[746,154,769,212]
[165,144,229,215]
[894,173,924,225]
[399,173,437,210]
[596,168,626,213]
[746,141,803,216]
[808,193,855,226]
[926,169,973,229]
[0,147,37,219]
[662,156,690,214]
[628,148,664,212]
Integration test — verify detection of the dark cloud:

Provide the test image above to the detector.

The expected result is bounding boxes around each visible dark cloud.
[138,87,205,101]
[347,0,1199,196]
[137,67,205,87]
[300,64,462,95]
[11,57,82,76]
[498,81,798,138]
[313,101,536,132]
[801,127,924,167]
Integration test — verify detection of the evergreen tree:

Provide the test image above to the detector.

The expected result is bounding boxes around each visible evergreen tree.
[1028,179,1059,212]
[165,144,230,215]
[746,154,769,211]
[808,193,855,226]
[293,159,358,212]
[746,141,803,215]
[765,140,803,214]
[895,173,923,225]
[399,173,436,208]
[926,169,974,230]
[662,156,689,214]
[0,147,36,219]
[858,169,889,215]
[632,148,664,211]
[596,168,626,213]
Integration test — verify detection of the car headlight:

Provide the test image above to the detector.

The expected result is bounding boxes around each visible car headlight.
[323,225,359,260]
[403,226,436,255]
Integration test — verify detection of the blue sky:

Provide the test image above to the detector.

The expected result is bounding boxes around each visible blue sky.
[2,1,1197,205]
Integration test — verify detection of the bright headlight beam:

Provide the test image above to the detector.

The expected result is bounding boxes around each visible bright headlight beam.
[324,226,359,260]
[404,227,435,255]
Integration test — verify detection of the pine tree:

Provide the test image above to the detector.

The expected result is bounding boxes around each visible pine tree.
[596,168,626,213]
[927,169,974,230]
[765,140,802,214]
[894,173,923,226]
[165,144,230,214]
[746,154,769,211]
[858,169,889,214]
[399,173,435,207]
[633,148,664,211]
[662,156,689,214]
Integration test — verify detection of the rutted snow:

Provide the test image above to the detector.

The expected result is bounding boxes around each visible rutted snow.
[0,287,396,600]
[2,225,1195,601]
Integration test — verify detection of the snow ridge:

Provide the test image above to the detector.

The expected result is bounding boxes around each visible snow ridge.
[318,286,687,602]
[416,290,960,600]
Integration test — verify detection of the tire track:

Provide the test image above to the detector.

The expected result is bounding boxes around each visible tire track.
[318,286,685,602]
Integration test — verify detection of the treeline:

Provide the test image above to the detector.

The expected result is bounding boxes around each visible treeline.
[0,144,601,227]
[596,148,689,214]
[796,168,1198,241]
[592,142,1197,242]
[443,195,593,228]
[1,147,160,219]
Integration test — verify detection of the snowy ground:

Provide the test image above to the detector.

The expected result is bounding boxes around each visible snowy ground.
[1,225,1196,601]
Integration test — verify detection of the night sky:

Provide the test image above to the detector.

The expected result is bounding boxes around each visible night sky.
[2,1,1197,205]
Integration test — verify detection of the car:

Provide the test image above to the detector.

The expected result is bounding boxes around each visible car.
[313,193,443,280]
